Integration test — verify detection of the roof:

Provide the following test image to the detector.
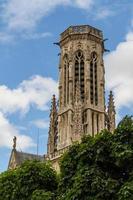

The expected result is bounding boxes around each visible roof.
[8,149,44,169]
[60,25,103,41]
[16,151,44,164]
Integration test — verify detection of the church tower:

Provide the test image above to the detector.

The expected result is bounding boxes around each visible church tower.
[47,25,115,171]
[47,25,105,162]
[8,25,116,172]
[57,25,105,151]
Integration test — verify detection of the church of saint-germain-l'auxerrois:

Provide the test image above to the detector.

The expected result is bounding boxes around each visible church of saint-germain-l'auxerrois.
[8,25,116,172]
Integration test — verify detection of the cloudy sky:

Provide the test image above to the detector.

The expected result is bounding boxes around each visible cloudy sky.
[0,0,133,172]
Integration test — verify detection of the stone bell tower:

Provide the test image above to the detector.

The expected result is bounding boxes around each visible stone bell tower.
[57,25,105,150]
[8,25,116,172]
[47,25,116,171]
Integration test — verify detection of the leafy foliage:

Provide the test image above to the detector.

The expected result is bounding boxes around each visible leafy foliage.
[31,190,54,200]
[0,160,57,200]
[58,116,133,200]
[117,180,133,200]
[0,116,133,200]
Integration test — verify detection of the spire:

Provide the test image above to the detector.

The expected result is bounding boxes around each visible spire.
[13,136,17,150]
[50,94,57,116]
[47,95,58,156]
[107,91,116,132]
[108,91,115,112]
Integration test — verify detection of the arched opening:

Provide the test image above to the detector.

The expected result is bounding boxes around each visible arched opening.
[74,51,85,101]
[90,52,98,105]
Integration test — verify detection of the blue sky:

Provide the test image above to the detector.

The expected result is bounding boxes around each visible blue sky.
[0,0,133,172]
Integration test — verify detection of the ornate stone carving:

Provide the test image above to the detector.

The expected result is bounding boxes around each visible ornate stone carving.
[72,82,83,141]
[47,95,58,156]
[107,91,116,132]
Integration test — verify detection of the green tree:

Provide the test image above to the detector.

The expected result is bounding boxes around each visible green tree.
[58,116,133,200]
[0,160,58,200]
[31,190,54,200]
[0,116,133,200]
[117,180,133,200]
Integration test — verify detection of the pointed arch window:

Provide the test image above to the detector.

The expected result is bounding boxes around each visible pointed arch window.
[90,52,98,105]
[74,51,85,101]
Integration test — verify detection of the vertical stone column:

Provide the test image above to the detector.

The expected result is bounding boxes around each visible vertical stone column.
[62,62,65,108]
[94,112,97,135]
[67,110,73,146]
[69,61,73,105]
[87,109,92,135]
[85,59,90,104]
[66,66,68,105]
[57,115,61,150]
[59,66,62,109]
[99,113,105,132]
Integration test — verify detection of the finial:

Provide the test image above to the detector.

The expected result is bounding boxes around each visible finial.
[52,94,56,104]
[109,90,113,98]
[13,136,17,150]
[108,90,115,112]
[52,94,57,109]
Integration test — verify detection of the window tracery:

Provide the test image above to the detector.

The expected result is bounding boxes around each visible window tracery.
[74,51,85,101]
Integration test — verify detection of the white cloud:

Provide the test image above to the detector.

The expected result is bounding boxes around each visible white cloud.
[104,31,133,112]
[22,32,52,40]
[0,75,58,115]
[2,0,69,31]
[0,31,52,43]
[2,0,93,32]
[0,32,14,43]
[0,75,58,149]
[73,0,93,9]
[0,112,35,149]
[95,7,114,19]
[31,119,49,129]
[126,32,133,41]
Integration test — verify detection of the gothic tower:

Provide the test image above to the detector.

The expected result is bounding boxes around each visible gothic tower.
[47,25,113,171]
[57,25,105,151]
[8,25,116,172]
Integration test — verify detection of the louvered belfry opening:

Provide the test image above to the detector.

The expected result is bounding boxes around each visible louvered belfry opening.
[90,52,98,105]
[74,51,85,101]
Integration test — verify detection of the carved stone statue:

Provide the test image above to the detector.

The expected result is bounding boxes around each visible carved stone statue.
[13,136,17,150]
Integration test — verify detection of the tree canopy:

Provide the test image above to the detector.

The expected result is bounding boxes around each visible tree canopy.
[58,116,133,200]
[0,116,133,200]
[0,160,57,200]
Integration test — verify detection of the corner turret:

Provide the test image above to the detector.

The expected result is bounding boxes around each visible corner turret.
[107,91,116,132]
[47,95,58,157]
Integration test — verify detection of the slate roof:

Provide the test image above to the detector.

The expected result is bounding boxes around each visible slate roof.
[15,151,44,165]
[8,149,45,169]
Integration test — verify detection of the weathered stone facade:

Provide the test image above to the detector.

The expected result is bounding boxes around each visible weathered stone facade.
[47,25,116,171]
